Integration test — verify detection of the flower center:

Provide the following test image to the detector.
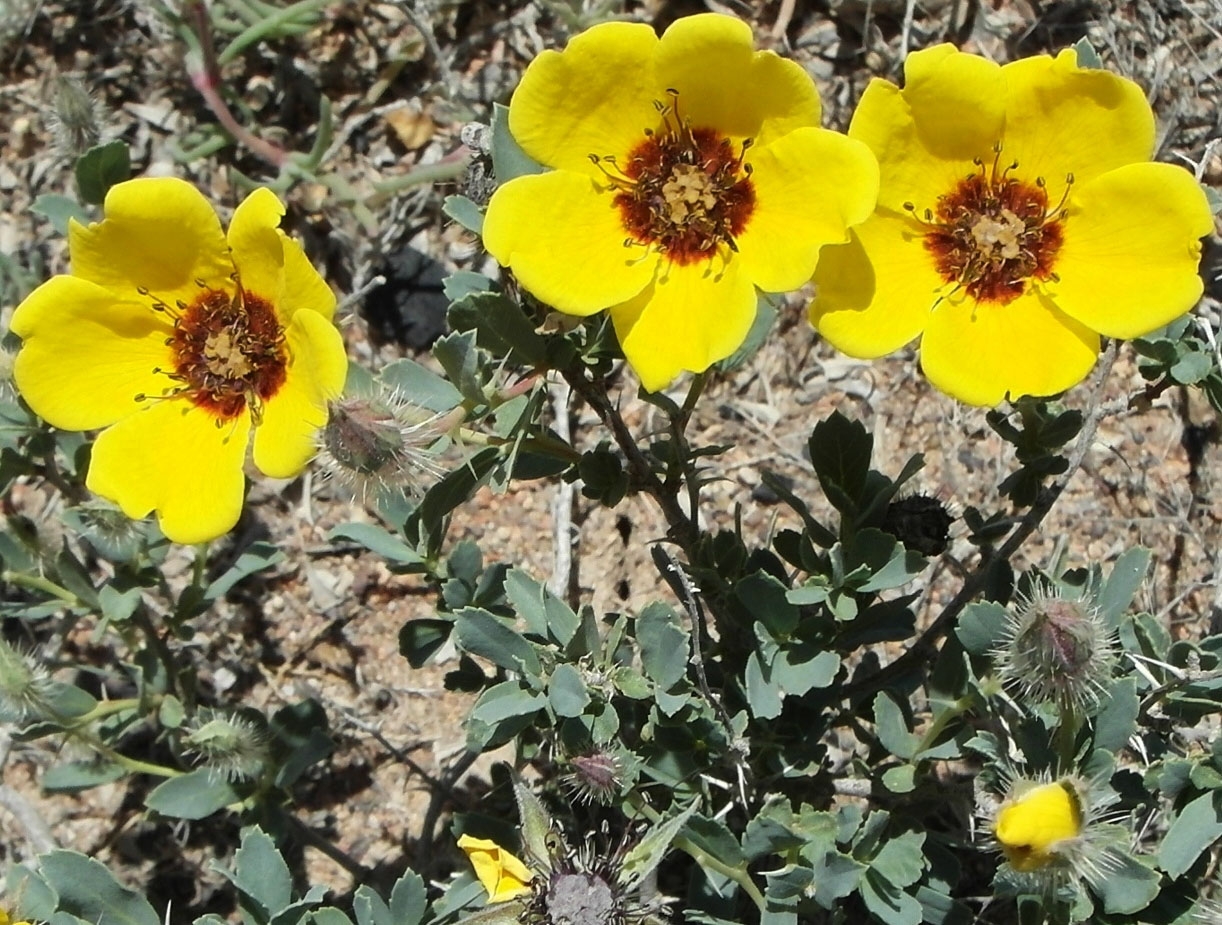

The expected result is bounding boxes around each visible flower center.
[591,92,755,266]
[906,147,1071,305]
[137,284,286,421]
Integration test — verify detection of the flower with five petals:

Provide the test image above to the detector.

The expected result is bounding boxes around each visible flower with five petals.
[484,13,879,391]
[11,178,348,543]
[810,44,1214,406]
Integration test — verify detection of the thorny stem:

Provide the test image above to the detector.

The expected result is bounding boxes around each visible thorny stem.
[845,340,1122,700]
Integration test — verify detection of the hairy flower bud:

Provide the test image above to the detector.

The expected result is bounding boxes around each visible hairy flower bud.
[882,492,955,556]
[0,638,55,722]
[183,708,268,782]
[562,751,624,805]
[317,388,450,502]
[50,75,104,158]
[993,587,1117,710]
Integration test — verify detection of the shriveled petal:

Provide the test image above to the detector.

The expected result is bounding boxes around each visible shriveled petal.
[483,170,656,315]
[1049,162,1212,339]
[253,310,348,479]
[919,291,1099,407]
[810,212,944,358]
[227,188,336,323]
[1001,48,1155,204]
[11,276,173,431]
[655,13,821,147]
[736,128,879,293]
[610,256,756,391]
[509,21,660,174]
[87,400,251,545]
[69,177,234,309]
[850,45,1004,211]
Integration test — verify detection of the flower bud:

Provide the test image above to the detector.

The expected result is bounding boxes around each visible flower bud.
[995,587,1117,710]
[995,780,1082,872]
[316,388,449,502]
[182,708,268,782]
[986,772,1123,893]
[882,492,955,556]
[51,75,104,158]
[0,638,54,722]
[562,750,624,805]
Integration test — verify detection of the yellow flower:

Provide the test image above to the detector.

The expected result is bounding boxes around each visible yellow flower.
[994,779,1082,872]
[0,908,32,925]
[810,44,1214,406]
[457,834,534,903]
[11,178,348,544]
[483,13,879,391]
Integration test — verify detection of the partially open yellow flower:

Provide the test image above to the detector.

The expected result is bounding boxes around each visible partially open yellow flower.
[484,13,879,391]
[11,178,348,544]
[810,44,1214,406]
[457,834,534,903]
[995,779,1083,872]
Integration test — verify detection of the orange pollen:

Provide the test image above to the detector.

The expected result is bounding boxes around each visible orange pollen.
[592,94,755,266]
[142,286,286,421]
[910,151,1071,305]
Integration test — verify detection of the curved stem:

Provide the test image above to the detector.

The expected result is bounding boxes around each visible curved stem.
[673,834,767,913]
[2,571,80,606]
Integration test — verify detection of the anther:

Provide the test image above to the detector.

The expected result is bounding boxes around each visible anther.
[136,286,150,296]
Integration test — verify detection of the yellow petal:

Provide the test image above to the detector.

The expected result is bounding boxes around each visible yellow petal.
[919,290,1099,406]
[227,187,284,307]
[253,310,348,479]
[996,780,1082,871]
[1001,48,1155,205]
[850,45,1004,211]
[11,275,173,431]
[69,177,234,309]
[611,255,756,391]
[483,170,656,315]
[86,400,251,545]
[655,13,820,147]
[457,835,533,904]
[810,212,944,358]
[735,128,878,293]
[509,21,659,174]
[227,187,336,322]
[1049,162,1212,339]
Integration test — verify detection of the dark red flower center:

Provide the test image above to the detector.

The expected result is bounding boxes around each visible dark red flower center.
[592,92,755,266]
[909,148,1071,305]
[138,283,286,421]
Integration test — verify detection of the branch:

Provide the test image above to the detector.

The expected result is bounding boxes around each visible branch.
[561,366,698,550]
[845,340,1121,698]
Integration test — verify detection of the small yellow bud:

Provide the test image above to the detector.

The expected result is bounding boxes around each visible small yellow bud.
[995,780,1082,872]
[457,834,534,903]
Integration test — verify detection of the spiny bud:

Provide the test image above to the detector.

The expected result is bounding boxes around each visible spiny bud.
[562,751,624,806]
[50,75,104,158]
[0,638,55,723]
[993,586,1117,711]
[68,499,146,560]
[316,387,451,502]
[882,492,955,556]
[182,708,268,782]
